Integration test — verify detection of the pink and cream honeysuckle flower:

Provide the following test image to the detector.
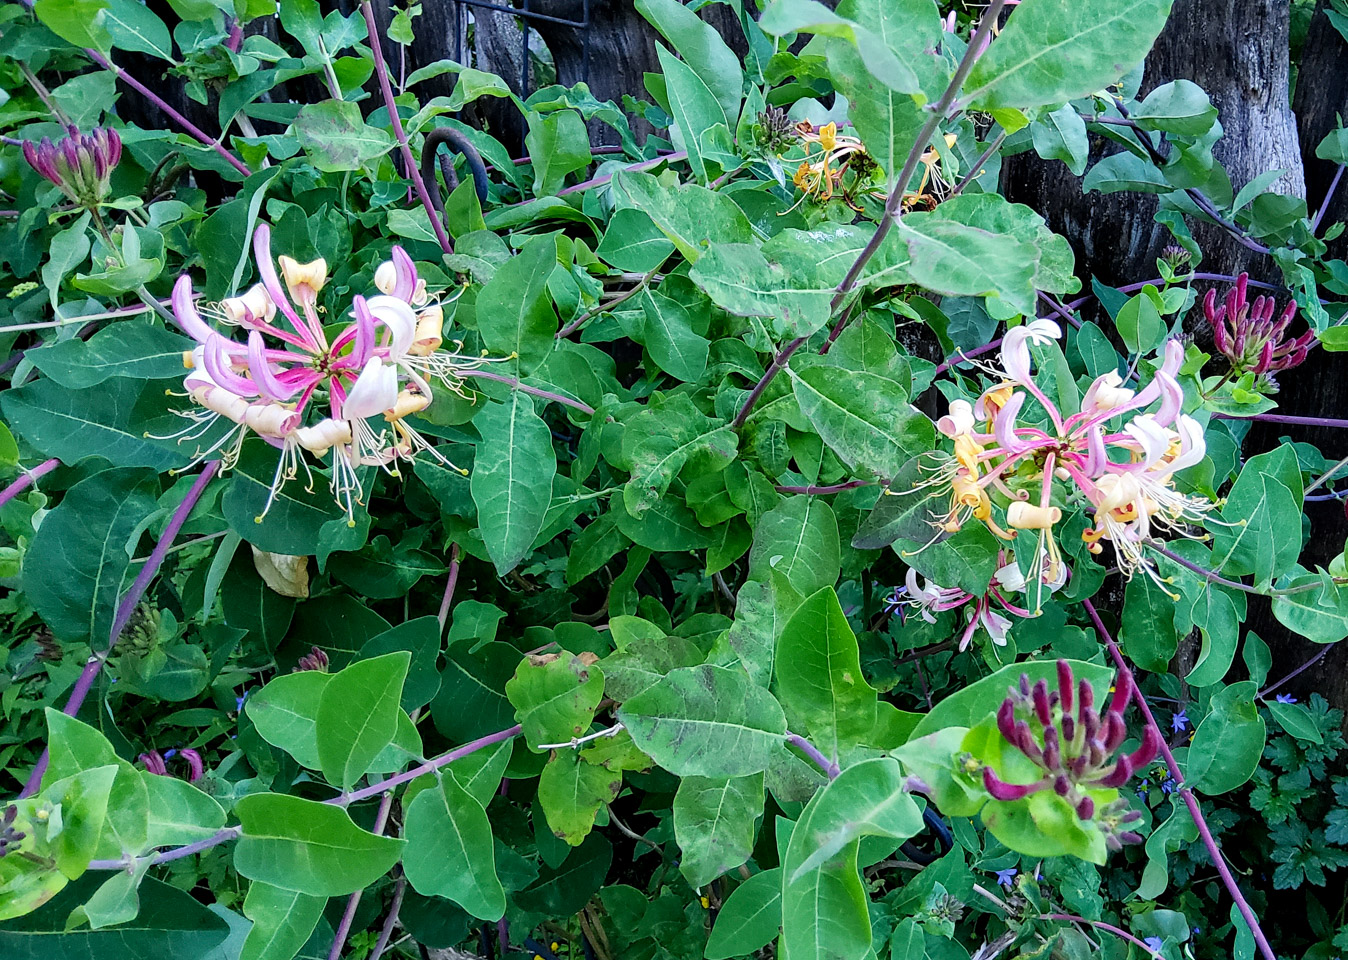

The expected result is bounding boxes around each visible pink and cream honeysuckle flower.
[907,324,1216,588]
[162,226,497,523]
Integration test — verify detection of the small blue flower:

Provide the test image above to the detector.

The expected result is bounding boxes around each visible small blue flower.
[1144,937,1164,954]
[1192,927,1201,935]
[1275,693,1297,704]
[1161,779,1176,794]
[1170,709,1189,733]
[163,748,177,759]
[994,867,1017,887]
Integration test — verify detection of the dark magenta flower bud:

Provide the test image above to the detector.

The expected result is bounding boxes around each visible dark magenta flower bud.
[1032,679,1052,727]
[179,748,204,782]
[139,751,168,776]
[1057,660,1074,715]
[983,767,1047,801]
[1075,796,1095,820]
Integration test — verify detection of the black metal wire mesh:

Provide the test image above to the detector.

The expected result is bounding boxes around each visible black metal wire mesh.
[446,0,592,102]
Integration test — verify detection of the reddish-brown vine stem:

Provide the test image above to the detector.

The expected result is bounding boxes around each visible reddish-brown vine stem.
[1081,598,1276,960]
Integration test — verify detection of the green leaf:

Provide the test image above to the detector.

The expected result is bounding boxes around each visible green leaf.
[234,793,405,897]
[596,209,676,272]
[1213,446,1304,586]
[776,588,877,759]
[245,670,330,769]
[705,868,782,960]
[1,376,205,471]
[1120,574,1178,671]
[403,776,506,920]
[961,0,1174,112]
[1082,152,1172,195]
[25,324,192,389]
[38,765,118,877]
[43,711,149,861]
[637,0,743,123]
[598,634,704,701]
[360,617,443,711]
[103,0,173,60]
[1272,574,1348,643]
[240,882,326,960]
[910,660,1113,739]
[471,392,557,575]
[1031,105,1089,176]
[611,170,754,263]
[781,759,923,960]
[617,664,788,777]
[636,286,710,382]
[0,877,230,959]
[899,213,1039,316]
[622,395,737,518]
[1133,80,1218,137]
[220,442,349,555]
[294,100,394,172]
[525,109,592,196]
[23,466,158,645]
[506,652,606,750]
[1116,290,1165,355]
[1266,700,1323,744]
[330,535,445,599]
[476,234,558,375]
[143,774,227,848]
[825,34,927,179]
[748,497,840,597]
[673,773,765,887]
[33,0,112,52]
[690,243,835,339]
[656,45,727,182]
[316,651,410,789]
[537,750,622,846]
[1187,681,1265,795]
[790,366,933,482]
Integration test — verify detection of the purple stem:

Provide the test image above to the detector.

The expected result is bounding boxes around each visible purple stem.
[736,2,1004,421]
[437,543,462,633]
[329,791,395,960]
[1037,292,1083,330]
[827,0,1006,310]
[87,724,526,870]
[1039,914,1162,959]
[1082,598,1277,960]
[732,336,807,428]
[775,480,872,495]
[340,724,522,805]
[555,151,688,197]
[368,876,407,960]
[786,731,839,779]
[1212,411,1348,429]
[1258,645,1335,700]
[931,337,1003,378]
[1065,273,1271,312]
[461,369,596,415]
[85,51,251,178]
[0,458,59,510]
[1313,164,1345,235]
[86,827,241,871]
[20,461,220,798]
[359,1,454,256]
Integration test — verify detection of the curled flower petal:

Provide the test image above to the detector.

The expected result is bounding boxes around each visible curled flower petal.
[343,356,399,420]
[172,274,217,345]
[365,295,418,359]
[247,331,301,400]
[983,767,1047,801]
[204,335,259,398]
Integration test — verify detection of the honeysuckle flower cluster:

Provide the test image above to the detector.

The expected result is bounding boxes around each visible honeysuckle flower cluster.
[165,224,498,522]
[983,662,1157,849]
[910,319,1217,593]
[1203,273,1314,378]
[790,121,876,209]
[22,125,121,209]
[902,548,1065,650]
